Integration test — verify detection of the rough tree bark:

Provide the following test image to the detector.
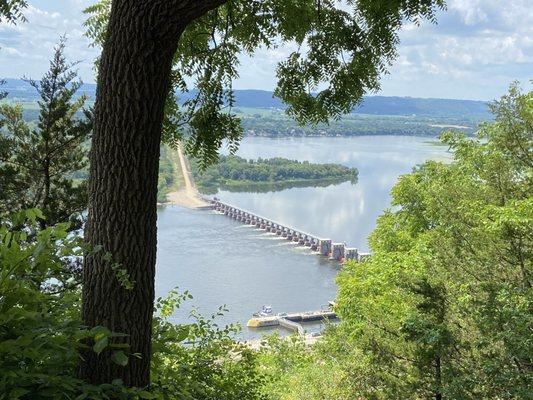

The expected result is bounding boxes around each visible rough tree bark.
[80,0,226,387]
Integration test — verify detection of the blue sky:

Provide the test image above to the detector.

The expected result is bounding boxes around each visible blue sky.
[0,0,531,100]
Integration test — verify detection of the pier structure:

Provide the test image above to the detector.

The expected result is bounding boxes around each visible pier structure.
[247,309,337,335]
[211,199,370,262]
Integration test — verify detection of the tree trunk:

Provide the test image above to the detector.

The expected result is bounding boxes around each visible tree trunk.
[39,156,50,230]
[80,0,228,387]
[80,0,230,387]
[80,1,186,387]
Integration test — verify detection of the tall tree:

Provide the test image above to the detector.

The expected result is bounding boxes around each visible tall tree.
[0,38,92,228]
[81,0,445,387]
[335,85,532,399]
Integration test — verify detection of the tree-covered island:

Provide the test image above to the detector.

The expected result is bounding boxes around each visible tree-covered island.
[191,155,358,192]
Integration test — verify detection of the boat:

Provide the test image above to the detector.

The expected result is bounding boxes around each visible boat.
[253,305,273,317]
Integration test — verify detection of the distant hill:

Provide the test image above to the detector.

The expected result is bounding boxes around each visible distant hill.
[196,90,491,119]
[2,78,491,119]
[354,96,490,118]
[1,78,96,101]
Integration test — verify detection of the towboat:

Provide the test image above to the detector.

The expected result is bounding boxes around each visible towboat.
[253,305,273,317]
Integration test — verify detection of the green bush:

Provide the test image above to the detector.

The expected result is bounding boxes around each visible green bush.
[0,210,138,399]
[0,210,266,399]
[257,84,532,400]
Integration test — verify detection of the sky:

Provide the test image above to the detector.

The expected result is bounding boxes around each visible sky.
[0,0,531,101]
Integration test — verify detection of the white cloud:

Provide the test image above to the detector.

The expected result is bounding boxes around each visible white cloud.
[378,0,532,99]
[449,0,488,25]
[0,0,531,100]
[0,1,98,82]
[1,46,24,56]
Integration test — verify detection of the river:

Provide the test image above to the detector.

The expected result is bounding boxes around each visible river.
[155,135,451,339]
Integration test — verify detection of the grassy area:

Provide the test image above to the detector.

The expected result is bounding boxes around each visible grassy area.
[157,145,184,202]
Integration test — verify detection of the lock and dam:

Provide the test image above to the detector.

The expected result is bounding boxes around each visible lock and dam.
[210,198,370,263]
[208,198,370,336]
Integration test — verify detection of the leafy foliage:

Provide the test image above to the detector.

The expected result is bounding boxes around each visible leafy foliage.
[258,329,369,400]
[331,83,532,399]
[151,292,266,399]
[0,0,27,24]
[0,210,142,399]
[252,84,532,400]
[0,210,267,399]
[84,0,445,166]
[0,38,92,228]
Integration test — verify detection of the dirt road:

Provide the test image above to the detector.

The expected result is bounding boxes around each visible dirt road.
[166,145,209,208]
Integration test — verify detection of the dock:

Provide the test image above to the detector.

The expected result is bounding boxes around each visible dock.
[247,309,337,334]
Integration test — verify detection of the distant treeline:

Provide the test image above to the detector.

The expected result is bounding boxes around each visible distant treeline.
[240,113,478,137]
[4,80,489,138]
[191,155,358,193]
[16,105,479,137]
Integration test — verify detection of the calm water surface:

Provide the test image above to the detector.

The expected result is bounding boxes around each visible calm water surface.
[155,136,451,339]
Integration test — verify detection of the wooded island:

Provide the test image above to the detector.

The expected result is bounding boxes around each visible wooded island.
[191,155,358,192]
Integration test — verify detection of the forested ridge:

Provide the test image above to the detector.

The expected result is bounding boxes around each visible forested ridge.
[3,78,490,118]
[191,155,358,192]
[3,78,489,139]
[3,98,483,138]
[240,110,481,137]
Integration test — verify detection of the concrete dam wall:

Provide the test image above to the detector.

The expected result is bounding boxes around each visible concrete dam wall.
[210,198,370,263]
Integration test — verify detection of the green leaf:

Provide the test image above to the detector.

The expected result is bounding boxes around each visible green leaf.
[111,350,128,366]
[90,325,110,336]
[138,391,157,399]
[9,388,30,399]
[176,325,190,342]
[93,336,108,355]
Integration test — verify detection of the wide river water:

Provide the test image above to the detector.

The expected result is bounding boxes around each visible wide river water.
[155,136,451,339]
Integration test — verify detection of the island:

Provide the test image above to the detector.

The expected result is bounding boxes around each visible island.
[190,155,358,193]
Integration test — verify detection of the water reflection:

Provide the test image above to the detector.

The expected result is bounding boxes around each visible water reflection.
[218,136,451,251]
[200,176,357,195]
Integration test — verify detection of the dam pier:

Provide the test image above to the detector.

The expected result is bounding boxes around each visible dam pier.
[210,198,370,263]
